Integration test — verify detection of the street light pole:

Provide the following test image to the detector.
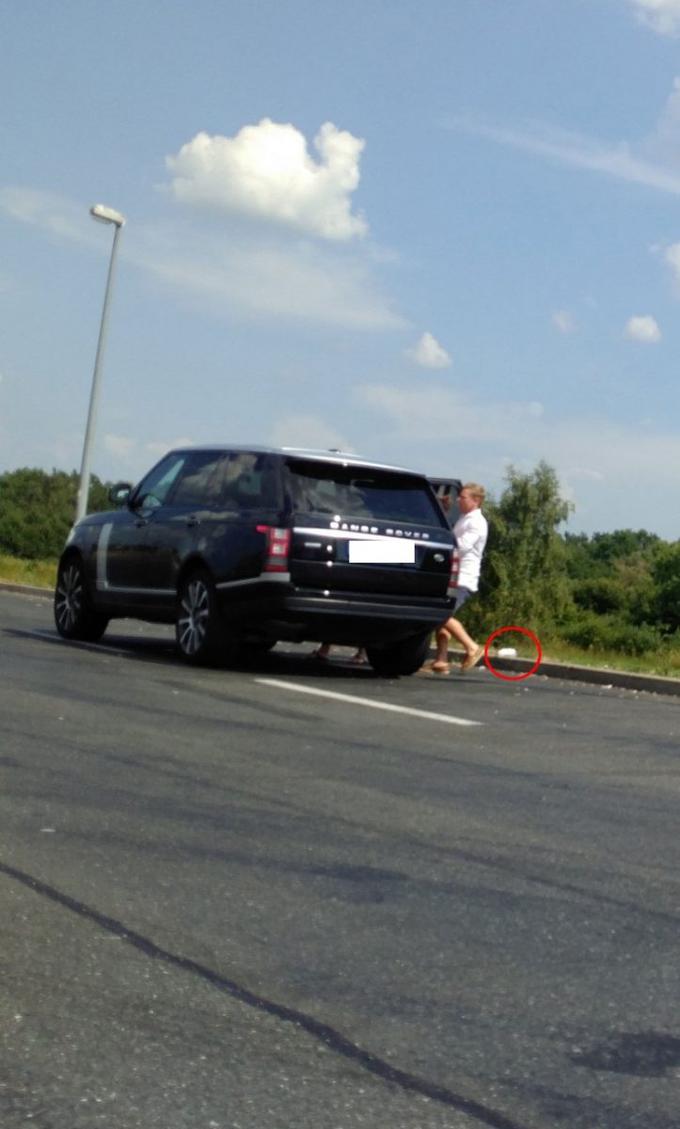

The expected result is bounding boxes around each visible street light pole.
[75,203,126,523]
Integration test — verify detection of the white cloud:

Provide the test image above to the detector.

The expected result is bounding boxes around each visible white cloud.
[629,0,680,36]
[140,234,404,330]
[624,314,661,342]
[406,331,451,369]
[355,383,545,443]
[0,185,403,331]
[552,309,576,334]
[643,77,680,166]
[0,187,95,243]
[166,119,367,241]
[103,434,135,459]
[448,72,680,196]
[664,240,680,287]
[448,115,680,196]
[269,414,354,453]
[354,381,680,535]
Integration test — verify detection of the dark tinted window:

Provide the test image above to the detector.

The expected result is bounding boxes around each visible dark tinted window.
[286,460,445,525]
[169,451,278,510]
[170,451,230,507]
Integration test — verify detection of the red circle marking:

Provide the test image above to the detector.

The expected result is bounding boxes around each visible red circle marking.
[483,625,542,681]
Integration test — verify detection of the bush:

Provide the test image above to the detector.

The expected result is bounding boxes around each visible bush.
[560,612,662,655]
[0,468,112,559]
[574,577,629,616]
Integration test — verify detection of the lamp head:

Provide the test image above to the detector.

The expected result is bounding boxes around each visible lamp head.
[90,203,125,227]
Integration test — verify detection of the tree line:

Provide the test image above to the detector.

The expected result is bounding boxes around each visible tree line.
[0,463,678,656]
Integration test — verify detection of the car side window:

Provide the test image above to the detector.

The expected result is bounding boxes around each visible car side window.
[218,453,278,510]
[133,453,188,511]
[170,452,230,508]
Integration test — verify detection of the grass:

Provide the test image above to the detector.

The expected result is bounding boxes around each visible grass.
[1,554,678,680]
[540,637,680,680]
[483,629,680,679]
[0,553,57,589]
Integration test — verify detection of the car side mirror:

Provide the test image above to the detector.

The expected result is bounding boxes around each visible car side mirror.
[109,482,132,506]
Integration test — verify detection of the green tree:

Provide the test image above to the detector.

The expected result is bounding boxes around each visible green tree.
[464,461,573,639]
[0,468,112,559]
[564,529,664,633]
[651,542,680,633]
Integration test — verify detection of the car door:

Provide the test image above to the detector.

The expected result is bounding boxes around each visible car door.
[102,451,188,608]
[138,450,232,599]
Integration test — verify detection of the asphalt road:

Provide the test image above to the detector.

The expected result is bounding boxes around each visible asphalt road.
[2,590,680,1129]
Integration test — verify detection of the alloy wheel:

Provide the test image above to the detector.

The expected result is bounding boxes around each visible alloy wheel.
[177,577,211,657]
[55,562,83,636]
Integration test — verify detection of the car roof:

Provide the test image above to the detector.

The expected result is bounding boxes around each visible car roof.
[169,445,429,478]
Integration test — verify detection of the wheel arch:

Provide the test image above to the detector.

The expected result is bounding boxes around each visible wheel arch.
[175,554,214,593]
[58,544,84,568]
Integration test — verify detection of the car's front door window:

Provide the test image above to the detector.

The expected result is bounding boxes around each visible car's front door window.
[133,453,188,512]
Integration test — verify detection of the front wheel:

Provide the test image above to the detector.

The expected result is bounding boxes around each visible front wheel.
[366,631,431,677]
[54,557,109,642]
[176,568,237,666]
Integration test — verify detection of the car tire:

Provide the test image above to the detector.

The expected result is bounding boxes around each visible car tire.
[176,568,236,666]
[54,556,109,642]
[366,630,431,677]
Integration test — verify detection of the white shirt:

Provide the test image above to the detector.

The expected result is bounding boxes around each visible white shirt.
[453,507,488,593]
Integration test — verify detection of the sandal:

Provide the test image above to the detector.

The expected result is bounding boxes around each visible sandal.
[460,644,484,673]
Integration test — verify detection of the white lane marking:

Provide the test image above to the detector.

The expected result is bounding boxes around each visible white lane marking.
[255,679,482,727]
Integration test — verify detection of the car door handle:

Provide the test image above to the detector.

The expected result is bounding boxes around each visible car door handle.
[135,518,148,527]
[186,515,200,528]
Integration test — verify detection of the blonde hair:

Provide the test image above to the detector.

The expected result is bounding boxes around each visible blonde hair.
[461,482,486,505]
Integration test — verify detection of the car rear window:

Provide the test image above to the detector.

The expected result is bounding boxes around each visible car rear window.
[285,459,446,526]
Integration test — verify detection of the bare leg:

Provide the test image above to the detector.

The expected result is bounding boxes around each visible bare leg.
[434,617,483,672]
[446,617,478,656]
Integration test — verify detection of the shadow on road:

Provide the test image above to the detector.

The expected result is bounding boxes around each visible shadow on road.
[5,626,379,680]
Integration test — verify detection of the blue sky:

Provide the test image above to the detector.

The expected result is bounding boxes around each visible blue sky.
[3,0,680,537]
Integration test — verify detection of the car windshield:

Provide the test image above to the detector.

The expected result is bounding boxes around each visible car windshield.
[285,460,445,525]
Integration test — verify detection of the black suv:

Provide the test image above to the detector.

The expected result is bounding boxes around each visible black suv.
[54,447,454,675]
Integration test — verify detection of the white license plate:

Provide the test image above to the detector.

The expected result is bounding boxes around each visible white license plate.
[348,539,415,564]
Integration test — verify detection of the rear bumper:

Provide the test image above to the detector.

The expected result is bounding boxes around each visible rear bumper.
[223,584,452,645]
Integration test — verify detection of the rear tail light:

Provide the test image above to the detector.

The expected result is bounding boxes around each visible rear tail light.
[447,548,460,594]
[256,525,291,573]
[450,547,460,584]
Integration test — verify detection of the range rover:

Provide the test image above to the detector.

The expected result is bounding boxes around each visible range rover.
[54,446,455,676]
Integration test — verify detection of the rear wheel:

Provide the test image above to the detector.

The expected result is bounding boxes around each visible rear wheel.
[176,568,237,665]
[366,630,431,677]
[54,557,109,642]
